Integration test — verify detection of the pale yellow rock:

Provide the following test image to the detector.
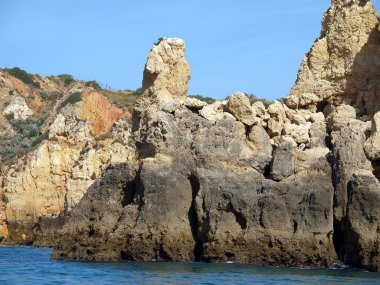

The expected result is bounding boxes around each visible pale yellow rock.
[248,124,272,155]
[226,92,256,126]
[267,100,286,137]
[364,112,380,160]
[311,112,325,123]
[284,122,311,144]
[285,106,307,125]
[251,101,266,118]
[299,93,321,107]
[285,0,380,115]
[327,104,357,131]
[142,38,191,100]
[4,140,78,229]
[199,101,225,123]
[183,97,207,109]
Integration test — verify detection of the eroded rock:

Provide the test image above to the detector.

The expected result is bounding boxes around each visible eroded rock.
[267,101,286,137]
[226,92,256,126]
[3,96,33,121]
[142,38,191,100]
[364,112,380,160]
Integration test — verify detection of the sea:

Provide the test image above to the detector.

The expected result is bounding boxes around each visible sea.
[0,246,379,285]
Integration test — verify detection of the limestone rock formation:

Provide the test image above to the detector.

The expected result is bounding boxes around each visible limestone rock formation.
[2,0,380,274]
[142,38,191,100]
[226,92,256,126]
[3,95,33,121]
[53,37,336,269]
[285,0,380,116]
[51,5,380,269]
[364,112,380,160]
[342,170,380,272]
[0,90,131,245]
[267,101,286,137]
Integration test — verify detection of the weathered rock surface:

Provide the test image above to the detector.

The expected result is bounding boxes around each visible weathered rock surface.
[285,0,380,116]
[0,91,132,245]
[3,95,33,121]
[52,37,337,269]
[267,101,286,137]
[142,38,191,100]
[339,170,380,272]
[51,0,380,269]
[2,0,380,273]
[54,99,336,266]
[364,112,380,160]
[226,92,256,126]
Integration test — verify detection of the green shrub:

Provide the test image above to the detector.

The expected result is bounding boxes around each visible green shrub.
[154,37,164,46]
[6,67,40,87]
[62,92,82,107]
[245,93,272,107]
[58,74,75,86]
[31,132,49,147]
[85,80,102,90]
[0,116,47,161]
[188,95,215,104]
[9,117,45,138]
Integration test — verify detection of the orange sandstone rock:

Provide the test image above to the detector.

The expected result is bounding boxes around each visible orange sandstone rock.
[78,90,131,136]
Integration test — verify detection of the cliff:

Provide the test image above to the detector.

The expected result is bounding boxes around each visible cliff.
[1,0,380,272]
[0,71,133,244]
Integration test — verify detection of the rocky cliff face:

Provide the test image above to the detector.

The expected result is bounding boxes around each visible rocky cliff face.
[2,0,380,272]
[0,72,132,245]
[285,0,380,116]
[52,0,380,270]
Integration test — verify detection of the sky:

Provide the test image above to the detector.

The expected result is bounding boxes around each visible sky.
[0,1,379,100]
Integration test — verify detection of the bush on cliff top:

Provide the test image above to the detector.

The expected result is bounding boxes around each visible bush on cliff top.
[6,67,40,88]
[85,80,102,90]
[58,74,75,86]
[188,94,216,104]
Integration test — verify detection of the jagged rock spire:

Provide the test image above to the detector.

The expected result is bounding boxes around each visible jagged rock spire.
[285,0,380,115]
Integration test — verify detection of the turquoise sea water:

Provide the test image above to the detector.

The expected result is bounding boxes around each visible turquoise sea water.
[0,247,379,285]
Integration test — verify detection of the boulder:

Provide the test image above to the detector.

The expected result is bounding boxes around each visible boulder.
[226,92,256,126]
[326,104,356,131]
[199,101,225,123]
[270,141,295,181]
[267,101,286,137]
[283,122,311,144]
[251,101,266,118]
[183,97,207,110]
[248,124,272,156]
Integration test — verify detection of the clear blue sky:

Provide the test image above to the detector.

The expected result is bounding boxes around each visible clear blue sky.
[1,1,379,100]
